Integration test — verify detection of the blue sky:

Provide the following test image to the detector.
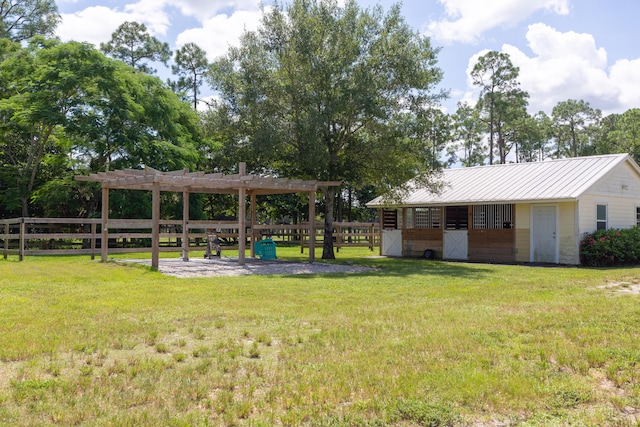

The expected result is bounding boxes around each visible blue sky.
[55,0,640,116]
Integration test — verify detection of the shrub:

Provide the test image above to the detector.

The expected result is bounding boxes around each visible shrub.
[580,226,640,267]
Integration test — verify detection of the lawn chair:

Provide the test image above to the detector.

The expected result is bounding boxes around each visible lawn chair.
[205,231,221,259]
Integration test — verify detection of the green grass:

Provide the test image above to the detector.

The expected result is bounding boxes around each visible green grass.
[1,248,640,426]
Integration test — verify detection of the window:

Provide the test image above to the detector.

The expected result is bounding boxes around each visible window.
[473,204,514,229]
[413,207,441,229]
[636,207,640,226]
[382,209,397,229]
[596,204,607,230]
[445,206,468,230]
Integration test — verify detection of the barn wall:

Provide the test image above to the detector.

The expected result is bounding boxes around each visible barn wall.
[558,202,579,265]
[402,228,443,258]
[579,161,640,236]
[468,229,515,262]
[514,203,530,263]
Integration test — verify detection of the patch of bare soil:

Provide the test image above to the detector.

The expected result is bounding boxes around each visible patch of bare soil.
[120,257,374,278]
[597,282,640,294]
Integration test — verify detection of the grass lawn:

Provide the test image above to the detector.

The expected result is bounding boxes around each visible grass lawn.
[1,247,640,426]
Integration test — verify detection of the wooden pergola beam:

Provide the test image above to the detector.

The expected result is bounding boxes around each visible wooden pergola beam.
[76,164,340,267]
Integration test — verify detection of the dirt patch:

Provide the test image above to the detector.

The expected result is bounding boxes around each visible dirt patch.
[597,282,640,294]
[120,257,374,278]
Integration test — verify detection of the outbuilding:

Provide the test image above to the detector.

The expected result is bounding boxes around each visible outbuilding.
[367,154,640,264]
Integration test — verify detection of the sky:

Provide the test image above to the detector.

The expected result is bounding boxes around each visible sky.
[54,0,640,116]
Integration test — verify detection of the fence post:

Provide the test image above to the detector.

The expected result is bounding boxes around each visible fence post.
[91,222,97,260]
[19,218,25,261]
[369,224,374,251]
[3,223,8,260]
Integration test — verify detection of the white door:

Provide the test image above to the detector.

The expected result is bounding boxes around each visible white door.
[381,229,403,256]
[532,205,557,263]
[444,230,468,260]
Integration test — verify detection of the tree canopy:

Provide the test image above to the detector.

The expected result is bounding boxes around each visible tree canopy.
[100,21,172,74]
[170,42,209,110]
[471,51,529,164]
[0,38,201,217]
[208,0,445,258]
[0,0,59,41]
[2,7,640,240]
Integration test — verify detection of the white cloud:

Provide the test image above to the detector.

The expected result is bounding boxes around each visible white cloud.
[464,23,640,115]
[57,6,134,46]
[57,1,173,46]
[175,9,265,61]
[610,58,640,109]
[165,0,261,21]
[124,0,172,35]
[427,0,570,43]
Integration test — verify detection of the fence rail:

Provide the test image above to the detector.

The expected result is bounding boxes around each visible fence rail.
[1,218,380,260]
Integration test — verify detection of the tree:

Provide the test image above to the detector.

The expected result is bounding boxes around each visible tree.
[0,37,106,216]
[551,99,600,158]
[208,0,445,259]
[412,108,452,168]
[0,0,59,41]
[471,51,528,164]
[610,109,640,161]
[448,102,485,166]
[513,111,553,162]
[508,112,547,163]
[0,38,200,217]
[100,21,171,74]
[170,42,209,110]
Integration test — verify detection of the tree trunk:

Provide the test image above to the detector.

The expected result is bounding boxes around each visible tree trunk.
[21,196,29,217]
[322,187,335,260]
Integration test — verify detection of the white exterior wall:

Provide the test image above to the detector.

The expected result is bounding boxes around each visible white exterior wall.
[515,203,530,263]
[558,202,579,265]
[578,161,640,238]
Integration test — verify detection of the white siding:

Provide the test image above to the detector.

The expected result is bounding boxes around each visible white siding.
[515,203,530,263]
[578,161,640,237]
[558,202,579,265]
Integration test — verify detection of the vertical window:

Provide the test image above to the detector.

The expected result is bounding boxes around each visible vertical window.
[413,207,441,229]
[636,207,640,226]
[473,204,513,229]
[445,206,468,230]
[596,204,607,230]
[382,209,398,229]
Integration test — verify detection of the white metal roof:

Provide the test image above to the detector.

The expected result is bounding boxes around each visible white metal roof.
[368,154,640,207]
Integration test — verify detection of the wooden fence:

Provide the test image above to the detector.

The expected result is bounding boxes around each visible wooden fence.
[0,218,379,260]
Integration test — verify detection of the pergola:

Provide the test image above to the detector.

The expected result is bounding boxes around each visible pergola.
[75,163,340,270]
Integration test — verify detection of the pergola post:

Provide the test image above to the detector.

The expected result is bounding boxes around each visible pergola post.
[101,185,109,263]
[182,190,190,261]
[238,163,246,265]
[76,166,341,269]
[151,181,160,271]
[309,190,316,263]
[250,193,257,258]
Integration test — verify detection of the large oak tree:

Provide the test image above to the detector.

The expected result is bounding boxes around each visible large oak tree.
[208,0,445,259]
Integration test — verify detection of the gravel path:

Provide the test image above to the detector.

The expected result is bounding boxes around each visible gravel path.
[121,257,374,278]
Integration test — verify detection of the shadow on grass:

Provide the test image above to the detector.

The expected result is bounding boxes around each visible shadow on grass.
[288,256,497,279]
